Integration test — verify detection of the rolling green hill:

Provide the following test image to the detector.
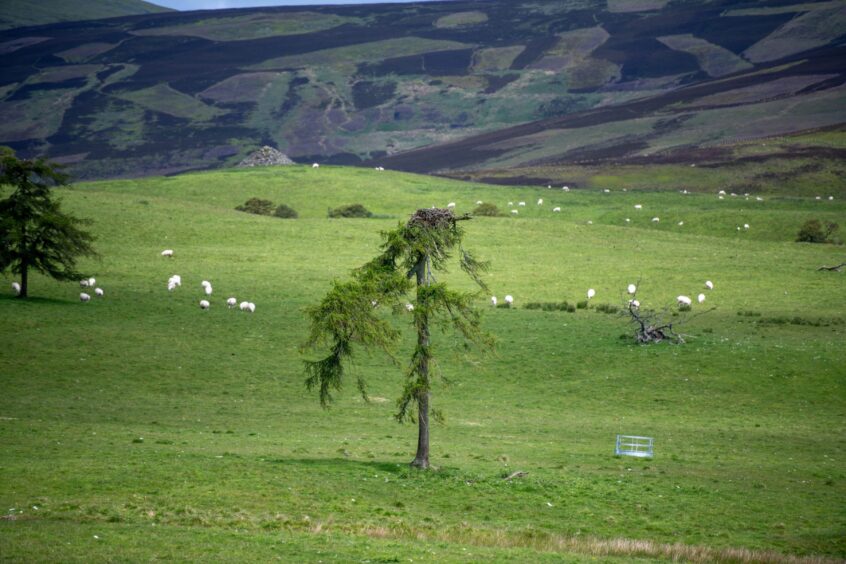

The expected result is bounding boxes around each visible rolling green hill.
[0,0,172,31]
[1,166,845,560]
[0,0,843,181]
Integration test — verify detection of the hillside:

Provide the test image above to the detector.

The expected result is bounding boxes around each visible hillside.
[0,0,843,180]
[0,0,172,31]
[1,166,844,560]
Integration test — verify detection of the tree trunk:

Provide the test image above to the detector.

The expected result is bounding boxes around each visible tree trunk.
[410,254,430,469]
[19,260,28,298]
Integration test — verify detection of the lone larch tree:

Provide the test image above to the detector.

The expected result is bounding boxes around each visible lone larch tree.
[303,208,492,469]
[0,147,97,298]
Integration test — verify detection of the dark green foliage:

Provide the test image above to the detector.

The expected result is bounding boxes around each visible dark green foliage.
[0,147,97,298]
[796,219,839,243]
[472,202,501,217]
[576,300,588,309]
[236,197,274,215]
[524,301,575,312]
[274,204,298,218]
[328,204,373,218]
[594,303,619,314]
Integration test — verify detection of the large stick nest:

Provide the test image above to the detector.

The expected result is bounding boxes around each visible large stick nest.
[407,208,456,229]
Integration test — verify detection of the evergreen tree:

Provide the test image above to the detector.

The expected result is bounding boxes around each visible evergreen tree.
[0,148,97,298]
[303,208,492,469]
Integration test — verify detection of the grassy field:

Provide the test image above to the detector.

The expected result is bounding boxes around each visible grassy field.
[1,166,845,562]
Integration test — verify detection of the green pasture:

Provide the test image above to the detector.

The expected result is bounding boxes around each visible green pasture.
[1,166,844,561]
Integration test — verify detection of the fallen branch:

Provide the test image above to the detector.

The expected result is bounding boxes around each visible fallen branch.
[503,471,528,481]
[817,262,845,272]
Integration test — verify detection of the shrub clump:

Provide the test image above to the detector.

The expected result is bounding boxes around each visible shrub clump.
[524,301,576,312]
[473,202,502,217]
[236,197,274,215]
[796,219,839,243]
[274,204,298,219]
[328,204,373,218]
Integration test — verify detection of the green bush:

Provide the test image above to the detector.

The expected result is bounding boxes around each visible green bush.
[274,204,298,219]
[576,300,588,309]
[796,219,838,243]
[328,204,373,218]
[473,202,501,217]
[236,197,274,215]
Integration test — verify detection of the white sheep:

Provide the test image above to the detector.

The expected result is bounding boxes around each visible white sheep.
[718,190,726,195]
[586,220,593,225]
[247,302,256,313]
[227,297,237,308]
[80,292,91,302]
[627,284,636,294]
[88,277,96,287]
[447,202,456,209]
[199,299,210,310]
[537,198,543,205]
[625,218,631,223]
[11,282,21,295]
[95,288,104,297]
[167,281,177,292]
[405,303,414,312]
[312,163,320,168]
[239,301,250,311]
[504,294,514,305]
[603,189,610,193]
[718,195,724,200]
[562,186,569,191]
[161,249,174,257]
[652,217,660,222]
[705,280,714,290]
[508,201,513,206]
[170,275,181,286]
[677,295,692,306]
[634,204,642,209]
[553,207,561,212]
[743,223,750,230]
[491,296,497,306]
[829,196,834,201]
[204,285,213,296]
[518,201,526,206]
[511,209,518,215]
[80,279,90,288]
[476,200,483,205]
[628,299,640,308]
[697,293,706,303]
[678,221,684,226]
[756,196,763,201]
[587,288,595,299]
[201,280,211,288]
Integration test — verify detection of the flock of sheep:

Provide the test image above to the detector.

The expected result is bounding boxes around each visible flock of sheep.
[489,280,714,310]
[161,250,256,312]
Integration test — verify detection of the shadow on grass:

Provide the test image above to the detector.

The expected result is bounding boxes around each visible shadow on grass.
[265,457,407,475]
[0,295,74,306]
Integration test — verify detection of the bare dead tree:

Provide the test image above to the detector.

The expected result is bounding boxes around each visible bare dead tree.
[622,285,715,344]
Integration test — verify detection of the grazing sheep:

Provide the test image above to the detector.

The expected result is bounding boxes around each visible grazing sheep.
[629,299,640,308]
[239,301,250,311]
[88,277,96,287]
[476,200,483,205]
[829,196,834,201]
[537,198,543,205]
[553,207,561,212]
[491,296,497,306]
[718,195,724,200]
[743,223,750,230]
[170,275,181,286]
[447,202,456,208]
[586,220,593,225]
[504,295,514,305]
[562,186,570,191]
[199,299,210,309]
[201,280,211,288]
[603,189,610,193]
[204,285,213,296]
[511,209,518,215]
[677,295,692,306]
[95,288,104,297]
[652,217,660,222]
[161,249,174,257]
[627,284,636,294]
[705,280,714,290]
[405,303,414,311]
[247,302,256,313]
[634,204,642,209]
[697,293,706,303]
[11,282,21,295]
[718,190,726,195]
[587,288,595,299]
[312,163,320,168]
[508,201,513,206]
[756,197,764,201]
[625,218,631,223]
[227,297,237,308]
[80,292,91,302]
[678,221,684,226]
[80,279,90,288]
[168,281,177,292]
[518,201,526,206]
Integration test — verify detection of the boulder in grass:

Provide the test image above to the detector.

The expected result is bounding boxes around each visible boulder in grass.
[237,146,294,168]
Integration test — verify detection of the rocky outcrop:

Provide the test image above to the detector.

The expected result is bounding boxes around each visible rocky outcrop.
[237,146,295,167]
